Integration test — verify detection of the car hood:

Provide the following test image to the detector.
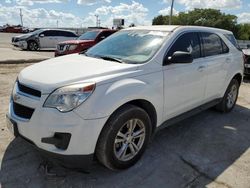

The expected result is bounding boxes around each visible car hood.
[18,54,139,94]
[14,33,33,39]
[59,39,95,45]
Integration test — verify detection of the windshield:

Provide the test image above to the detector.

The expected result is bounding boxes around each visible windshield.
[78,31,99,40]
[85,30,169,64]
[28,29,43,35]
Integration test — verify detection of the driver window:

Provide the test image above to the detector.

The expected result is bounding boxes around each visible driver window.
[167,32,201,59]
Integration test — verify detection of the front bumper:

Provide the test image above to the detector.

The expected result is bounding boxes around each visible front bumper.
[12,41,27,49]
[6,115,93,169]
[6,81,109,168]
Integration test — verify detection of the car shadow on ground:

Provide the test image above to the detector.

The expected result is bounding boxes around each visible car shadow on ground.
[1,104,250,188]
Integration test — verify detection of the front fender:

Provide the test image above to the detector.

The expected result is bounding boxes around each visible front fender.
[74,72,164,126]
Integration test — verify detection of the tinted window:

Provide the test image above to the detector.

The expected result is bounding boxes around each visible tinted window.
[98,31,115,40]
[78,31,99,40]
[202,33,224,57]
[42,30,53,36]
[222,40,229,53]
[224,34,240,49]
[42,30,59,36]
[59,31,77,37]
[167,32,201,59]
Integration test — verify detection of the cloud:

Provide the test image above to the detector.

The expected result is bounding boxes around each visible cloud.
[0,5,82,27]
[158,6,179,16]
[237,12,250,23]
[163,0,242,9]
[84,1,150,27]
[7,0,68,6]
[77,0,111,6]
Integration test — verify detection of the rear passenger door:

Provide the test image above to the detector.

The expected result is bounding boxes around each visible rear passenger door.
[163,32,207,120]
[200,32,230,101]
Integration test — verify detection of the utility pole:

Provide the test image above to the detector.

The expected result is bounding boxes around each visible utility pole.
[56,20,59,28]
[95,15,99,27]
[169,0,174,25]
[19,8,23,26]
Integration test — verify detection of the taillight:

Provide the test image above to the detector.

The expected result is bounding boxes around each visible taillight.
[243,53,247,64]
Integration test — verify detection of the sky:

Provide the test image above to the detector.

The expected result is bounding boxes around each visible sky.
[0,0,250,28]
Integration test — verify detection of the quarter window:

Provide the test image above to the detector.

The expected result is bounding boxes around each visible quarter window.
[167,32,201,59]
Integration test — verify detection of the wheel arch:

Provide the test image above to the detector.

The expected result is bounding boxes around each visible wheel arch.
[232,73,243,85]
[94,99,158,154]
[27,39,40,49]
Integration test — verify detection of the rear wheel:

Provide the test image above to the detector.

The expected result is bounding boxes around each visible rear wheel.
[28,41,39,51]
[96,104,151,170]
[216,79,239,113]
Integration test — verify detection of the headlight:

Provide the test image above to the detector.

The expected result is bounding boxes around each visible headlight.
[68,44,78,51]
[44,82,95,112]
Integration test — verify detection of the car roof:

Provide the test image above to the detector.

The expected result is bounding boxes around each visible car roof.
[124,25,232,34]
[38,28,75,33]
[88,29,117,32]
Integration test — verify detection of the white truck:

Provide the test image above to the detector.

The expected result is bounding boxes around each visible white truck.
[6,26,244,170]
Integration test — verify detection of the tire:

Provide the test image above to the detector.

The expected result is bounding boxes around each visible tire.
[216,79,239,113]
[96,104,152,170]
[27,41,39,51]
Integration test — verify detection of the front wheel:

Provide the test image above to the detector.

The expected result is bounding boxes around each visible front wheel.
[96,104,152,170]
[27,41,39,51]
[216,79,240,113]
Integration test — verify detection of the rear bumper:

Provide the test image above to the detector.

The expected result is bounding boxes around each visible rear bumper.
[244,67,250,75]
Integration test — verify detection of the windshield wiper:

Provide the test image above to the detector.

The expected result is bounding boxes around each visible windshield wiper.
[98,55,124,63]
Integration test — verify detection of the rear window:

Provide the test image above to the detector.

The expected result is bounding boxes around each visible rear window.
[224,34,240,49]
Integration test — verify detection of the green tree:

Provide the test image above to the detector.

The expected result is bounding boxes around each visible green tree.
[152,8,238,36]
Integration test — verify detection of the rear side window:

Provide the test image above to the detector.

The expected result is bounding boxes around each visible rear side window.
[201,32,228,57]
[224,34,240,49]
[62,31,77,37]
[167,32,201,59]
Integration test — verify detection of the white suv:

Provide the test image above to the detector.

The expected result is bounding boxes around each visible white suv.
[6,26,243,170]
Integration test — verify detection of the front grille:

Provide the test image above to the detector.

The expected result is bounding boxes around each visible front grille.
[58,44,66,51]
[18,81,41,98]
[13,102,34,119]
[12,37,19,43]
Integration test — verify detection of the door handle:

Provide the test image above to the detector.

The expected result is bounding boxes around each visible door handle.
[226,58,231,63]
[197,65,205,72]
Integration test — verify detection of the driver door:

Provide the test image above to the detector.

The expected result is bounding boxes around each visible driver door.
[39,30,53,48]
[163,32,207,120]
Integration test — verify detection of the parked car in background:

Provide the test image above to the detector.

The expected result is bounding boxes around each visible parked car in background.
[242,48,250,75]
[55,29,116,56]
[6,26,243,170]
[12,29,78,51]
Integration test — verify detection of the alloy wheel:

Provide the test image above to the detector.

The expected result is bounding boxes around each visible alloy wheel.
[113,118,146,161]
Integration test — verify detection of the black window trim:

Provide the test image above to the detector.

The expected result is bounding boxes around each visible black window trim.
[163,31,202,66]
[200,32,230,58]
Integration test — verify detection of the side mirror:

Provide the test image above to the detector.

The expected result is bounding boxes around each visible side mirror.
[166,51,193,64]
[99,36,106,41]
[39,34,45,38]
